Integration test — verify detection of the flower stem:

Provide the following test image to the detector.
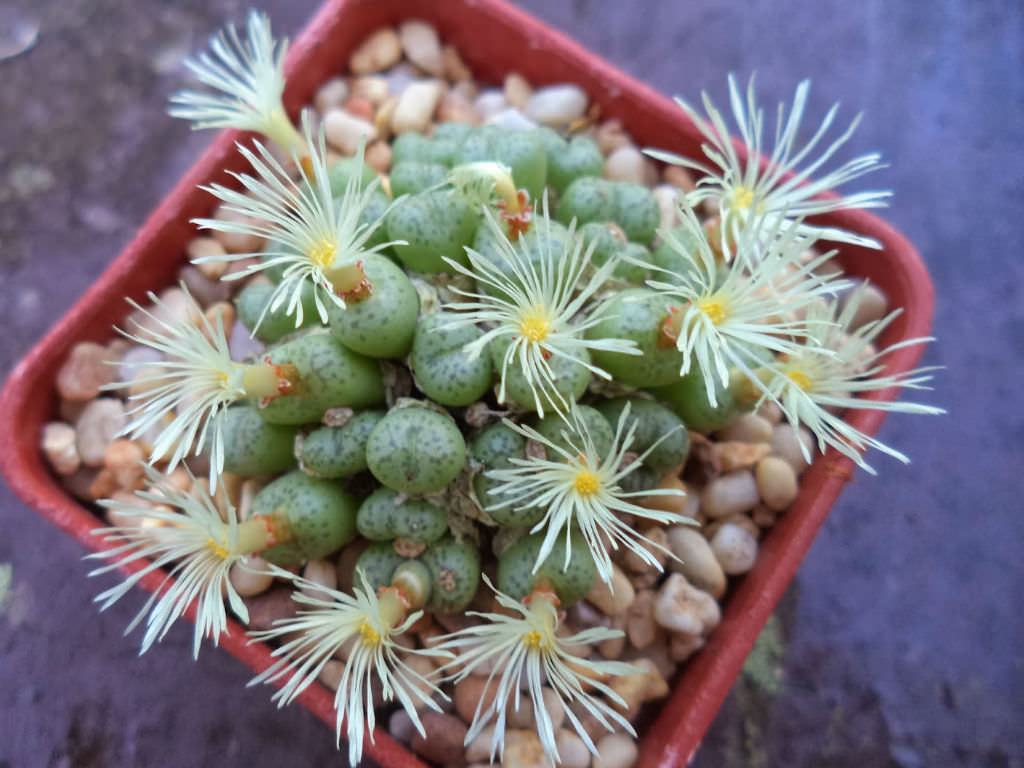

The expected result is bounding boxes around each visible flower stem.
[241,358,303,401]
[325,260,372,303]
[390,560,432,612]
[658,306,684,349]
[235,514,291,554]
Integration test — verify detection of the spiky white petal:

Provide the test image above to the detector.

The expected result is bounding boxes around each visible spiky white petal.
[440,200,641,417]
[761,285,943,473]
[87,465,252,658]
[168,10,304,152]
[646,74,890,249]
[106,286,244,489]
[435,576,636,763]
[248,570,449,767]
[485,403,693,585]
[645,205,848,406]
[192,114,403,331]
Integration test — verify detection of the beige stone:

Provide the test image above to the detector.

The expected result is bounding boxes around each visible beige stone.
[348,27,402,74]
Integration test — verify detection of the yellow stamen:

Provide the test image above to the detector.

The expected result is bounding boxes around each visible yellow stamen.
[573,470,600,496]
[733,186,755,210]
[308,238,338,269]
[786,369,813,391]
[522,629,545,649]
[206,537,230,560]
[698,298,727,325]
[358,620,381,647]
[519,308,552,343]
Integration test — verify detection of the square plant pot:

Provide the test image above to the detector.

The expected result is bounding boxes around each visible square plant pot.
[0,0,934,766]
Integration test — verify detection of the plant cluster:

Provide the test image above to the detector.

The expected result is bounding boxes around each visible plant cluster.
[86,11,941,766]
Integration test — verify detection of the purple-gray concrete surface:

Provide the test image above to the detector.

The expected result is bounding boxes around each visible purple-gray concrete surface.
[1,0,1021,766]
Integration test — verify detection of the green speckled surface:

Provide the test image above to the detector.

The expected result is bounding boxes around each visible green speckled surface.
[296,409,384,478]
[410,313,494,406]
[419,536,481,613]
[356,487,447,543]
[327,254,419,359]
[220,405,299,476]
[365,406,467,494]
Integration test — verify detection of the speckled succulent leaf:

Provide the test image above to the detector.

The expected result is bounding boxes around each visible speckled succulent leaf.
[644,74,890,249]
[87,464,253,658]
[434,575,636,762]
[247,567,450,767]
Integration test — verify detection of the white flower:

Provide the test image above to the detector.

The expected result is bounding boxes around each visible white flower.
[168,10,306,155]
[87,465,257,658]
[760,285,943,473]
[646,74,890,249]
[485,402,692,585]
[435,576,636,763]
[248,570,448,767]
[646,205,848,406]
[192,114,403,330]
[109,287,245,489]
[440,200,640,417]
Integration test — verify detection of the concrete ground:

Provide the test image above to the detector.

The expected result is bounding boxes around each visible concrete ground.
[1,0,1021,766]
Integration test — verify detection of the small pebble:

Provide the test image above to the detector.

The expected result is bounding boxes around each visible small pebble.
[350,77,389,107]
[589,733,634,768]
[653,573,721,636]
[103,439,144,490]
[603,145,646,184]
[389,708,416,744]
[473,89,507,120]
[524,84,588,126]
[502,730,553,768]
[595,119,630,155]
[42,422,80,475]
[712,441,773,473]
[669,631,705,662]
[314,76,350,114]
[228,319,265,362]
[411,711,468,767]
[487,108,537,131]
[717,413,773,443]
[228,556,274,597]
[597,615,627,659]
[398,20,444,76]
[663,164,697,192]
[755,456,799,511]
[503,72,532,109]
[584,565,634,617]
[383,63,418,99]
[556,729,591,768]
[243,586,298,631]
[56,342,115,402]
[757,400,784,424]
[653,184,681,233]
[845,282,889,330]
[709,522,759,575]
[178,264,230,307]
[209,204,265,253]
[75,398,126,467]
[349,27,402,74]
[771,424,815,475]
[323,107,378,155]
[666,525,726,599]
[436,89,481,124]
[625,589,659,649]
[700,470,760,518]
[464,725,496,763]
[639,474,690,518]
[185,236,228,281]
[365,140,393,173]
[442,44,473,81]
[392,79,445,134]
[620,527,669,573]
[300,558,338,600]
[454,675,498,724]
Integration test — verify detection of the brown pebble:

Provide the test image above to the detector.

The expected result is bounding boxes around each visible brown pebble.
[42,422,80,475]
[365,140,393,173]
[454,675,498,724]
[348,27,402,75]
[243,586,299,631]
[411,712,467,767]
[56,342,115,402]
[663,163,697,192]
[103,439,145,490]
[442,44,473,81]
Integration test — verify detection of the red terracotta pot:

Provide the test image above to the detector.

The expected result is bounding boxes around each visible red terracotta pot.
[0,0,933,766]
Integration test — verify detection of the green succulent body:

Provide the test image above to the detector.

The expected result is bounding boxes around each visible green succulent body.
[391,132,459,167]
[356,487,448,543]
[533,405,614,459]
[220,406,298,476]
[253,470,358,565]
[296,410,385,478]
[534,127,604,194]
[585,288,686,387]
[389,162,449,198]
[557,177,660,243]
[456,125,547,201]
[419,535,481,613]
[356,541,408,593]
[236,280,321,343]
[652,368,749,432]
[366,406,467,494]
[594,397,690,472]
[386,189,480,273]
[497,529,597,607]
[410,313,494,406]
[257,332,384,424]
[326,254,420,358]
[494,337,592,413]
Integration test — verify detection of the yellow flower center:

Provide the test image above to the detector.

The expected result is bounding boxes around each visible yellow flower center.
[519,308,552,343]
[358,620,381,647]
[206,537,230,560]
[573,470,601,496]
[786,369,813,391]
[698,298,727,325]
[522,629,546,649]
[308,238,338,269]
[733,186,755,210]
